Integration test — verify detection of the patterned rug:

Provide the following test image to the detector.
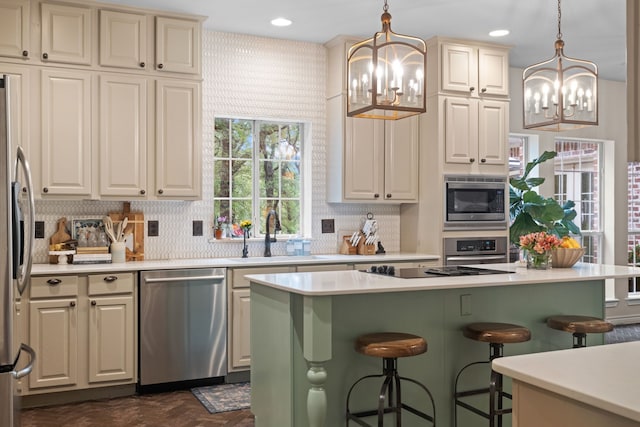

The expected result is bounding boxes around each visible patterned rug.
[191,382,251,414]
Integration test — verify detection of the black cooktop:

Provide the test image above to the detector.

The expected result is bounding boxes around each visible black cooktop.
[364,265,513,278]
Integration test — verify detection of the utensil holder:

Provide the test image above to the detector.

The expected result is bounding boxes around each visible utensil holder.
[111,242,126,263]
[339,235,358,255]
[358,244,376,255]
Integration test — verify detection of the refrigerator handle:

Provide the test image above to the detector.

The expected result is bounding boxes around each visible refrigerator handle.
[12,343,35,379]
[15,146,34,295]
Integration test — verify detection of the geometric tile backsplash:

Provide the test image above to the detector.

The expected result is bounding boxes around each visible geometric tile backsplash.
[33,31,401,264]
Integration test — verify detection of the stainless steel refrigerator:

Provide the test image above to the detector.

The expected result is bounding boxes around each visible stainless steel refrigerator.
[0,74,36,427]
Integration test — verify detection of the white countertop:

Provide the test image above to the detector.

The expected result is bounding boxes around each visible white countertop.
[245,263,640,296]
[31,253,438,275]
[492,341,640,422]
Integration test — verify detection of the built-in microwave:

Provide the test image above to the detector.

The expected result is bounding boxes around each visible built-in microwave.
[444,175,507,229]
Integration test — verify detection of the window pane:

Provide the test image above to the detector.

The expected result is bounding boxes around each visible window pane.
[231,199,252,236]
[213,200,230,221]
[259,200,279,234]
[280,200,300,234]
[231,119,253,158]
[214,118,230,158]
[260,160,280,198]
[281,161,300,198]
[232,160,252,197]
[214,159,230,197]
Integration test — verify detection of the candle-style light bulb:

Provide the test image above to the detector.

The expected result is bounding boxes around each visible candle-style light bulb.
[533,92,541,114]
[542,84,549,109]
[577,87,585,111]
[586,88,593,112]
[525,88,532,112]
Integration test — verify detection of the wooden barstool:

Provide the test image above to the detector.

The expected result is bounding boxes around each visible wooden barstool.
[546,315,613,348]
[454,322,531,427]
[346,332,436,426]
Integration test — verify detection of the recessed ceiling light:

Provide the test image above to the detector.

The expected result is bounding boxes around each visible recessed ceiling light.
[489,29,510,37]
[271,17,292,27]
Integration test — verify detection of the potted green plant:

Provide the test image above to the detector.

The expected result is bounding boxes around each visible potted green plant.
[509,150,581,245]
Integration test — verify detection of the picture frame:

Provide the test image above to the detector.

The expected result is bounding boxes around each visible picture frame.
[71,218,105,241]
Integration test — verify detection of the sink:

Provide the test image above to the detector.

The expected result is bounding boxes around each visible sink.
[221,255,333,264]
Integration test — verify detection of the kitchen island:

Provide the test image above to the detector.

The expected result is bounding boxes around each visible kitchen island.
[247,263,640,427]
[493,341,640,427]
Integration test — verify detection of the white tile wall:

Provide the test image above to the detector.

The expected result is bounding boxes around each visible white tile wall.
[32,31,401,263]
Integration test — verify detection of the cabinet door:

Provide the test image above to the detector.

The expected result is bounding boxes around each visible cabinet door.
[155,80,201,198]
[384,116,419,201]
[99,74,148,197]
[478,100,508,165]
[0,0,30,59]
[0,65,30,192]
[40,69,92,196]
[444,97,478,164]
[99,10,147,70]
[41,3,92,65]
[478,47,509,96]
[230,289,251,370]
[88,295,134,383]
[441,43,477,94]
[344,117,384,200]
[155,17,200,74]
[29,298,78,389]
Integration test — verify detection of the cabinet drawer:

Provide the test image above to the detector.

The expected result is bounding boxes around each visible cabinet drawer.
[30,276,79,298]
[88,272,134,295]
[231,267,293,288]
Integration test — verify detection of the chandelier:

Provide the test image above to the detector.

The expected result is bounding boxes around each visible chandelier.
[522,0,598,131]
[346,0,426,120]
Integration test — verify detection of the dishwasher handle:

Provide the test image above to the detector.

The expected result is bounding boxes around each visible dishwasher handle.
[144,275,225,284]
[445,255,507,262]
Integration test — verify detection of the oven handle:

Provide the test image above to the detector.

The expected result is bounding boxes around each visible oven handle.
[446,255,506,262]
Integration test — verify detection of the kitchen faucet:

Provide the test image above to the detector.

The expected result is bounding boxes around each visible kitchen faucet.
[264,209,281,257]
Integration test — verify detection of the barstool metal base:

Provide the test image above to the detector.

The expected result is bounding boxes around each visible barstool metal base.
[454,343,511,427]
[346,357,436,426]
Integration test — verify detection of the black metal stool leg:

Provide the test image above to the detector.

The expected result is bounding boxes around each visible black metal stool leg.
[573,332,587,348]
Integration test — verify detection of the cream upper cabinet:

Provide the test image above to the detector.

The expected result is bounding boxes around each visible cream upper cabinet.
[40,69,92,197]
[99,74,148,198]
[441,42,509,97]
[41,2,92,65]
[155,16,201,74]
[99,9,147,70]
[444,97,507,168]
[155,79,201,199]
[0,0,30,59]
[339,112,419,202]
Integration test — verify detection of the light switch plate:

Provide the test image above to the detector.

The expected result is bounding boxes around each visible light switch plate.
[34,221,45,239]
[460,294,472,316]
[193,220,203,236]
[321,219,335,233]
[148,220,159,237]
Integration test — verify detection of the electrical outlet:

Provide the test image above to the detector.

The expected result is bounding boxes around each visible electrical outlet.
[193,220,203,236]
[460,294,472,316]
[148,220,159,237]
[321,219,335,233]
[34,221,45,239]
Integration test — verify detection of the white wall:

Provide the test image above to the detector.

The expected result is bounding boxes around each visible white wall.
[32,31,403,263]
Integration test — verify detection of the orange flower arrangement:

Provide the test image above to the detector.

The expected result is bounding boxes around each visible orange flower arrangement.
[519,231,562,254]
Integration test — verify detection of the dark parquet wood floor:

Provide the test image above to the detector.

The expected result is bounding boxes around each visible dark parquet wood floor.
[20,390,255,427]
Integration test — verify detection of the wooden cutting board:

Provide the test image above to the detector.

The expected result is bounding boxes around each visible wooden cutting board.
[49,217,72,263]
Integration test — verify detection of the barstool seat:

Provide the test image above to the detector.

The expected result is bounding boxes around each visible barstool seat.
[455,322,531,427]
[355,332,428,358]
[346,332,435,426]
[546,315,613,347]
[462,322,532,344]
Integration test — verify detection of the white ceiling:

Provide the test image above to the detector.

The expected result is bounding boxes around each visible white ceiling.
[98,0,627,82]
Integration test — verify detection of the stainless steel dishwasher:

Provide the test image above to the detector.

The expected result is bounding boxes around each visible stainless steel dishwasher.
[139,268,227,389]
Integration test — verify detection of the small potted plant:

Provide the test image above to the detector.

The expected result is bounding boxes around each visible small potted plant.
[519,231,562,269]
[214,215,226,239]
[510,151,581,244]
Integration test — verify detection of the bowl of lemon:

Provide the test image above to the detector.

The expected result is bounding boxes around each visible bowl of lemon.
[552,237,585,268]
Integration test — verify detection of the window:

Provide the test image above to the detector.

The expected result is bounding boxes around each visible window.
[628,162,640,292]
[213,118,303,237]
[553,139,602,264]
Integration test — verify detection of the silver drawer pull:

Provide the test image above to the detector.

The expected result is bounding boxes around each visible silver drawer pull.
[104,275,118,283]
[145,275,225,283]
[46,278,61,286]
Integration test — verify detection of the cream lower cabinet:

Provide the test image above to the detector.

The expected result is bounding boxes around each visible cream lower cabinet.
[25,273,136,395]
[228,266,294,372]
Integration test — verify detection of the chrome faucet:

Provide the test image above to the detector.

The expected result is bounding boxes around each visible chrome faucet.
[264,209,281,257]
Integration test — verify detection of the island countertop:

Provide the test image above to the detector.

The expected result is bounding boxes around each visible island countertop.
[245,262,640,296]
[493,341,640,424]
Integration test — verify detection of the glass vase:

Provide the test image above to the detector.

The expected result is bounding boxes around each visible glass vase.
[526,250,552,270]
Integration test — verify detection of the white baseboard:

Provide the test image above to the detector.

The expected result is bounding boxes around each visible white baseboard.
[606,313,640,325]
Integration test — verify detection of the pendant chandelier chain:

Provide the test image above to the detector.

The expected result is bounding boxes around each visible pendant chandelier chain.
[556,0,563,40]
[383,0,389,13]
